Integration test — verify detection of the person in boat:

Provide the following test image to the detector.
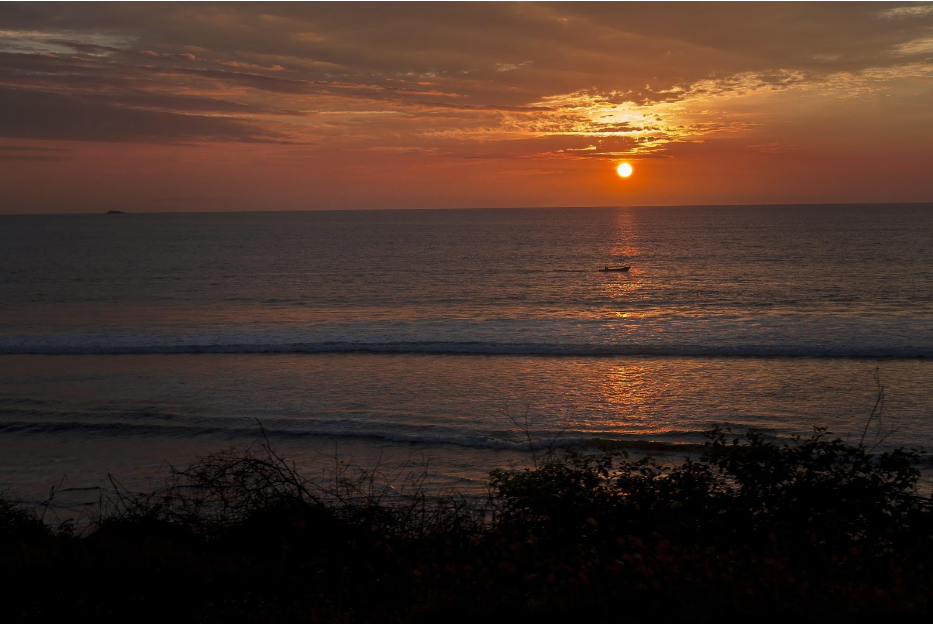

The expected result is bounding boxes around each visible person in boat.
[604,265,608,270]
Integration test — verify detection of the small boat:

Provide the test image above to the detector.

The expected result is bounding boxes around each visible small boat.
[599,266,631,272]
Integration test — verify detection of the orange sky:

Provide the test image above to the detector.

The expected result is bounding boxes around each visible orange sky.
[2,2,932,213]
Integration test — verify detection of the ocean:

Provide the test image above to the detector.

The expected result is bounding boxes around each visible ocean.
[2,205,932,506]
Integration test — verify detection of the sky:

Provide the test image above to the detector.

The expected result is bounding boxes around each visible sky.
[1,1,933,213]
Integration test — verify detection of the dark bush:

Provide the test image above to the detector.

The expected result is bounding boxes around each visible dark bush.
[0,493,50,546]
[2,426,932,622]
[492,427,932,555]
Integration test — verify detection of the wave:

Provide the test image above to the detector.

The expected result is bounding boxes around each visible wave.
[13,419,923,459]
[0,339,929,358]
[0,419,703,453]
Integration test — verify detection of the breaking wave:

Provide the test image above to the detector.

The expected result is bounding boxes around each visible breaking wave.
[0,339,928,358]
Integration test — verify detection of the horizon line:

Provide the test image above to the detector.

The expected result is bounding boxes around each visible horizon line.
[4,201,933,217]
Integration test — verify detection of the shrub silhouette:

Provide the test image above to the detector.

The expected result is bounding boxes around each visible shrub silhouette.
[492,427,930,556]
[2,426,932,622]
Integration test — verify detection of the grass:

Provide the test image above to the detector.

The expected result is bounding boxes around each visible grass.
[1,425,932,623]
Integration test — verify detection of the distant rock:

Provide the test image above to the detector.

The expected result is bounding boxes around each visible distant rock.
[105,210,126,214]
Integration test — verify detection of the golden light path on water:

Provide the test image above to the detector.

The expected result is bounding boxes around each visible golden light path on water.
[2,354,926,506]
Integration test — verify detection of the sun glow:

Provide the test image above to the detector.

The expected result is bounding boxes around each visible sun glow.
[616,162,633,178]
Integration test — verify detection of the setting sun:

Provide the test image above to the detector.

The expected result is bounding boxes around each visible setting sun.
[617,162,634,178]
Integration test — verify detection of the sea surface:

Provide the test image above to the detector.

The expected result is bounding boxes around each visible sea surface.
[1,205,932,507]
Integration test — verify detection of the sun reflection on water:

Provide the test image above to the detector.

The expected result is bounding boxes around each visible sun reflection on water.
[571,362,677,437]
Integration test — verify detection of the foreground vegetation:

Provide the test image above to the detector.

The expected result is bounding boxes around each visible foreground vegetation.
[2,427,932,623]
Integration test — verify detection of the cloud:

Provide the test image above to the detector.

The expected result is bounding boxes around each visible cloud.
[894,38,933,56]
[220,60,284,71]
[0,87,288,144]
[0,144,64,152]
[880,4,933,19]
[0,28,133,54]
[0,2,932,159]
[495,61,534,72]
[139,49,197,62]
[0,143,69,161]
[0,153,66,161]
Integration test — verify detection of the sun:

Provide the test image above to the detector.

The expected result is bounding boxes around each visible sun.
[616,162,634,178]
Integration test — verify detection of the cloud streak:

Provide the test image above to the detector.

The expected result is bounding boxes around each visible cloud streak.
[0,86,288,144]
[1,3,931,151]
[1,2,932,210]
